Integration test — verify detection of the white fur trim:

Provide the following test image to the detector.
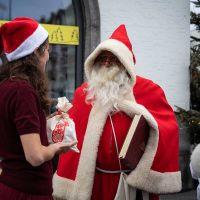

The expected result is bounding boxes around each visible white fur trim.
[191,144,200,177]
[84,39,136,86]
[53,100,181,199]
[53,173,74,200]
[6,24,48,62]
[73,103,112,200]
[127,170,181,194]
[0,58,2,66]
[53,102,113,200]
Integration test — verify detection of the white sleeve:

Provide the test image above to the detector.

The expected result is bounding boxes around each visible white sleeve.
[191,144,200,177]
[190,162,198,180]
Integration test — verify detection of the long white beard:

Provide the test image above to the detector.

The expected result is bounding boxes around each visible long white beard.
[86,63,133,110]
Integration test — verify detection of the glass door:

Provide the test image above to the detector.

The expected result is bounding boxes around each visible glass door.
[0,0,81,101]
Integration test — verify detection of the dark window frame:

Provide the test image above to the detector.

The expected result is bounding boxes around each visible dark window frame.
[73,0,84,87]
[75,0,100,84]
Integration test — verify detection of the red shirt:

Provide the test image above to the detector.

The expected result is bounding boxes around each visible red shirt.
[0,79,53,195]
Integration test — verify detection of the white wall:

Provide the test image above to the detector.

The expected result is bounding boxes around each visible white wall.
[98,0,190,110]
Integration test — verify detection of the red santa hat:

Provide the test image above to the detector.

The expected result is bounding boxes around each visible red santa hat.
[84,24,136,85]
[0,17,48,65]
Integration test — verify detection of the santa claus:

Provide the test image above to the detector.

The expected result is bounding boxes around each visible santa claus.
[53,24,181,200]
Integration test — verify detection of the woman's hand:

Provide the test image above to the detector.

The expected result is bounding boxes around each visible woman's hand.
[52,140,78,154]
[20,133,78,167]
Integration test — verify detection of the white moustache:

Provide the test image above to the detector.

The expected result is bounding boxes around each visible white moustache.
[86,64,132,110]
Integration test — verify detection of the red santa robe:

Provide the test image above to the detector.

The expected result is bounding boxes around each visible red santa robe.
[53,24,181,200]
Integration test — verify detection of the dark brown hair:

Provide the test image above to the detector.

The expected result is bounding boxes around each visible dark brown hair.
[0,39,51,115]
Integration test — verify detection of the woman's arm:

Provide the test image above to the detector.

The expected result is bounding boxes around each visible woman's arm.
[20,133,77,167]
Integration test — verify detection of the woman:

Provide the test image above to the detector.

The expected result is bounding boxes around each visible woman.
[0,17,77,199]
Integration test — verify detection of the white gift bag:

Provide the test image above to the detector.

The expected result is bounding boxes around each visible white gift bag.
[47,97,79,153]
[114,172,136,200]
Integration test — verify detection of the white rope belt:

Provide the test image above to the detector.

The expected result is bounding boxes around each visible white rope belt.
[96,167,131,174]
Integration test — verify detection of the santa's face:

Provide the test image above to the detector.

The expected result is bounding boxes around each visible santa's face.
[94,51,121,68]
[86,55,132,110]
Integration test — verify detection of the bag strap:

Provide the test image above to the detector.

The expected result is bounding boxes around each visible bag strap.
[109,114,149,200]
[109,114,122,171]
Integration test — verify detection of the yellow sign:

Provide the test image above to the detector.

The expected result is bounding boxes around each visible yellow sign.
[42,24,79,45]
[0,20,79,45]
[0,20,7,26]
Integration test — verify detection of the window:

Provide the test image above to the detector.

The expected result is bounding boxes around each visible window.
[0,0,83,101]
